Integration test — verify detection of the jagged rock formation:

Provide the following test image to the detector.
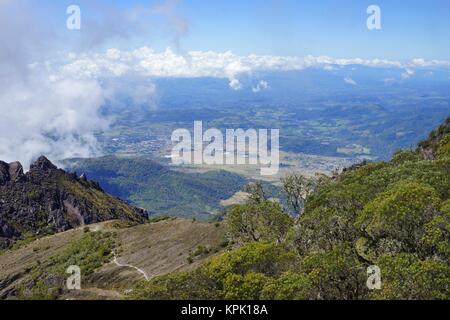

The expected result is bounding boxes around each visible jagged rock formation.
[0,161,24,184]
[0,156,147,249]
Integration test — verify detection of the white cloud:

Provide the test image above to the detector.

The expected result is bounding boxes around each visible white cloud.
[0,70,108,169]
[252,80,270,93]
[229,78,242,90]
[2,0,449,171]
[344,77,358,86]
[0,1,110,168]
[59,47,450,85]
[401,68,415,80]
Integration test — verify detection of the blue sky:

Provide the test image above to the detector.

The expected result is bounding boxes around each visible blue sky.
[37,0,450,60]
[1,0,450,167]
[182,0,450,60]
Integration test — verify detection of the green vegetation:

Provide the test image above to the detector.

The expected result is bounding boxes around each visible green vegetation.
[17,231,116,300]
[187,245,213,264]
[131,119,450,300]
[146,215,175,224]
[281,174,317,215]
[101,92,450,161]
[437,135,450,160]
[60,177,142,222]
[227,201,293,244]
[65,156,247,220]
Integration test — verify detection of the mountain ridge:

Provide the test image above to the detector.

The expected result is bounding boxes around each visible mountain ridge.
[0,156,147,249]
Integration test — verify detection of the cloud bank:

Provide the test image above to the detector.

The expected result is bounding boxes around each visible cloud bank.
[0,1,110,169]
[0,73,108,169]
[59,47,450,87]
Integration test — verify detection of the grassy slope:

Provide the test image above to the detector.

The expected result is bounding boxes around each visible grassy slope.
[0,219,226,300]
[60,177,144,222]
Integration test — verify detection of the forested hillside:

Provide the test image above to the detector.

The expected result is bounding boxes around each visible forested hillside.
[64,156,247,219]
[131,118,450,300]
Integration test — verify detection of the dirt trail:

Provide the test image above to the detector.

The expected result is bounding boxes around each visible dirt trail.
[113,255,150,281]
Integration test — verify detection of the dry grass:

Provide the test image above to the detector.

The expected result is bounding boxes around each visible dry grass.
[1,219,226,300]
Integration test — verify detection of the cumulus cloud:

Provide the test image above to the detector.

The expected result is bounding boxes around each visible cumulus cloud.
[252,80,270,93]
[401,68,415,80]
[0,1,111,169]
[344,77,358,86]
[59,47,450,84]
[0,72,108,169]
[229,79,242,91]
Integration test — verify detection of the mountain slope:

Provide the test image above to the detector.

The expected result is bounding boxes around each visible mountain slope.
[64,156,247,219]
[0,156,147,249]
[0,219,226,300]
[130,118,450,300]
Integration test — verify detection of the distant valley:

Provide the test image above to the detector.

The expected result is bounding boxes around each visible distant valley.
[63,156,248,219]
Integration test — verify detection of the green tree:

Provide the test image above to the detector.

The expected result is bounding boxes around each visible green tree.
[226,201,294,244]
[300,243,367,300]
[243,181,268,205]
[281,174,316,216]
[261,272,313,300]
[223,272,270,300]
[436,134,450,159]
[372,253,450,300]
[356,181,441,253]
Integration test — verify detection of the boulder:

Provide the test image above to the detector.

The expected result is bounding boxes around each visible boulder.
[8,162,24,182]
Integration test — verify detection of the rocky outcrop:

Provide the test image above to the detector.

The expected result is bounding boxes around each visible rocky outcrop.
[8,162,24,182]
[0,156,147,249]
[29,156,57,172]
[0,162,9,185]
[418,117,450,160]
[0,161,25,184]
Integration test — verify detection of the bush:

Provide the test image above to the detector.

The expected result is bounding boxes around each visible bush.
[356,181,441,253]
[226,201,293,244]
[17,231,116,300]
[372,254,450,300]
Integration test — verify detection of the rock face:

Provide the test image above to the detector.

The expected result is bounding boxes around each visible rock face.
[0,156,147,249]
[418,118,450,160]
[0,162,9,185]
[0,161,25,184]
